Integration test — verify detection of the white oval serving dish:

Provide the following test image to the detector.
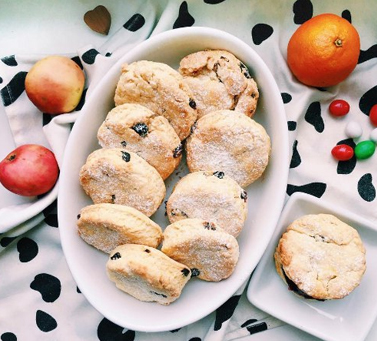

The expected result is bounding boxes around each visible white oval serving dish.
[58,26,289,332]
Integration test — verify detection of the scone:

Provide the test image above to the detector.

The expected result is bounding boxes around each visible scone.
[114,60,198,140]
[77,203,163,253]
[79,148,166,217]
[185,109,271,187]
[274,214,366,300]
[97,103,182,180]
[106,244,191,305]
[166,171,248,237]
[161,218,239,282]
[179,49,259,119]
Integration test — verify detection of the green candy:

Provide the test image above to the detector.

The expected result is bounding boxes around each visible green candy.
[355,140,376,160]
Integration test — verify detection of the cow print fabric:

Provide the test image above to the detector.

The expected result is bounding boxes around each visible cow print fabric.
[1,0,377,340]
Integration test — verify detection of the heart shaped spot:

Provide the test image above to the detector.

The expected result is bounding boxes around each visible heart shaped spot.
[84,5,111,35]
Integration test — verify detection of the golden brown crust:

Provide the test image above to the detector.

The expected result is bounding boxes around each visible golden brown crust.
[77,203,163,253]
[79,148,166,217]
[106,244,191,305]
[274,214,366,300]
[97,103,182,180]
[161,218,239,282]
[179,49,259,119]
[185,110,271,188]
[166,171,248,237]
[114,60,197,141]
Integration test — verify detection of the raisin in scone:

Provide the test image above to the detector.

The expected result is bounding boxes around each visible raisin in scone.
[161,218,239,282]
[97,103,182,180]
[106,244,191,305]
[166,171,248,237]
[114,60,197,141]
[79,148,166,217]
[186,109,271,188]
[274,214,366,300]
[179,49,259,119]
[77,203,163,253]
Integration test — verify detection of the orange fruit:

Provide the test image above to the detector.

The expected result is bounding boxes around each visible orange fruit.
[287,13,360,87]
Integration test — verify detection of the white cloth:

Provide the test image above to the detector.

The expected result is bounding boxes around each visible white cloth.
[1,0,377,340]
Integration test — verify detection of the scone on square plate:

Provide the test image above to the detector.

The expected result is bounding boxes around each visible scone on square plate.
[274,213,366,300]
[247,192,377,341]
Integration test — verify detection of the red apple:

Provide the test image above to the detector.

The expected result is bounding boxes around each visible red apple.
[25,55,85,114]
[0,144,59,196]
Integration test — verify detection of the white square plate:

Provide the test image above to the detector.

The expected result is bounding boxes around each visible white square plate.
[247,192,377,341]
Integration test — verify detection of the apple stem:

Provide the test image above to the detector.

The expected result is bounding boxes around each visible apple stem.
[8,154,16,161]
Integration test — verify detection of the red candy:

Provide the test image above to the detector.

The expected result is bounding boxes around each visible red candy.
[331,144,354,161]
[329,99,350,117]
[369,104,377,126]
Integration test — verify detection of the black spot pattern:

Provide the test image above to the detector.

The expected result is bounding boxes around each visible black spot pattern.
[290,140,301,168]
[43,199,57,215]
[304,101,324,132]
[292,0,313,24]
[81,48,100,65]
[1,332,17,341]
[97,318,135,341]
[214,295,241,331]
[204,0,225,3]
[74,88,87,111]
[43,200,58,227]
[123,14,145,32]
[342,9,352,23]
[358,173,376,202]
[36,310,57,332]
[173,1,195,29]
[336,138,357,175]
[42,113,53,126]
[170,328,181,333]
[287,121,297,131]
[30,273,61,303]
[0,77,3,84]
[247,321,268,335]
[241,319,258,327]
[70,55,84,70]
[359,45,377,64]
[0,236,16,247]
[281,92,292,104]
[0,71,27,106]
[188,338,202,341]
[17,237,38,262]
[251,24,273,45]
[359,85,377,115]
[44,213,58,227]
[287,182,327,198]
[1,55,18,66]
